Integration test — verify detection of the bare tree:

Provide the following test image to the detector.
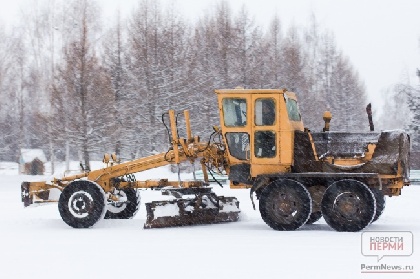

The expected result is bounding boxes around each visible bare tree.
[263,14,283,88]
[0,1,374,163]
[56,0,114,169]
[0,26,21,161]
[232,5,258,88]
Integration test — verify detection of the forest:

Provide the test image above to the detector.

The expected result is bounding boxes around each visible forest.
[0,0,417,170]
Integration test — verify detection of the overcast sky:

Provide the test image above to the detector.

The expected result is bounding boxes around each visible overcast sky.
[1,0,420,112]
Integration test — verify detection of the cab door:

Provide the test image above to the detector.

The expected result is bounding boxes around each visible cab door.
[219,94,251,163]
[250,94,282,176]
[218,94,253,185]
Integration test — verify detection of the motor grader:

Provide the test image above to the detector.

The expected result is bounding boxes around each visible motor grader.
[21,88,411,232]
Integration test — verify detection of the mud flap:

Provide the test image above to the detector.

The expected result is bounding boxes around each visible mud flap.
[144,194,240,229]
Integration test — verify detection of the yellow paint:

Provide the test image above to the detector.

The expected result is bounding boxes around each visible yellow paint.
[215,88,303,177]
[24,88,409,206]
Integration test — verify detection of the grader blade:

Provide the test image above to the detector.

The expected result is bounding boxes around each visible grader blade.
[144,194,240,229]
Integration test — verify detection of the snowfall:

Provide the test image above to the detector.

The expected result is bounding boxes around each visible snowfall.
[1,161,419,279]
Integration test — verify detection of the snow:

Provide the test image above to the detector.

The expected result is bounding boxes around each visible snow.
[0,162,18,175]
[20,148,47,163]
[220,198,241,213]
[153,203,180,218]
[1,164,419,279]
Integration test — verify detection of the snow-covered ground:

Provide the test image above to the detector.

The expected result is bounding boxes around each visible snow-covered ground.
[1,163,419,279]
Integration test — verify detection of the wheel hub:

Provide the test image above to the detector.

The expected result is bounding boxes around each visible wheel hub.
[334,192,361,219]
[273,193,298,218]
[277,200,296,215]
[278,201,291,212]
[107,190,128,213]
[68,191,94,218]
[75,199,85,209]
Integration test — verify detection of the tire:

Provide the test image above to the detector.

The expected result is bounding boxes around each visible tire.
[321,179,376,232]
[306,211,322,224]
[104,188,141,219]
[306,185,326,224]
[58,180,106,228]
[371,188,385,222]
[259,179,312,231]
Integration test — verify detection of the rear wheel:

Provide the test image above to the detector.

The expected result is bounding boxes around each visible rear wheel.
[259,179,312,231]
[58,180,106,228]
[321,179,376,232]
[104,188,141,219]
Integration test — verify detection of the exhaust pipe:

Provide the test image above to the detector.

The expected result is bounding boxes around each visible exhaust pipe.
[366,103,374,131]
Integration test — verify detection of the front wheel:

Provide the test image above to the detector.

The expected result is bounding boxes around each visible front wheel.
[104,188,141,219]
[58,180,106,228]
[259,179,312,231]
[321,179,376,232]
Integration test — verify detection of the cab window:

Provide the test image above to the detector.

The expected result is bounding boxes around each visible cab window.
[255,98,275,126]
[225,132,250,160]
[222,98,247,127]
[285,96,301,121]
[254,131,276,158]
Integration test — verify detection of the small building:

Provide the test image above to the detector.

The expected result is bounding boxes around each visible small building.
[19,149,47,175]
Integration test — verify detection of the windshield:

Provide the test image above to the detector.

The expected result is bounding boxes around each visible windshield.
[284,96,301,121]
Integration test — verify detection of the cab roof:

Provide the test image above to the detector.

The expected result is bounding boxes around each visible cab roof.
[214,88,297,99]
